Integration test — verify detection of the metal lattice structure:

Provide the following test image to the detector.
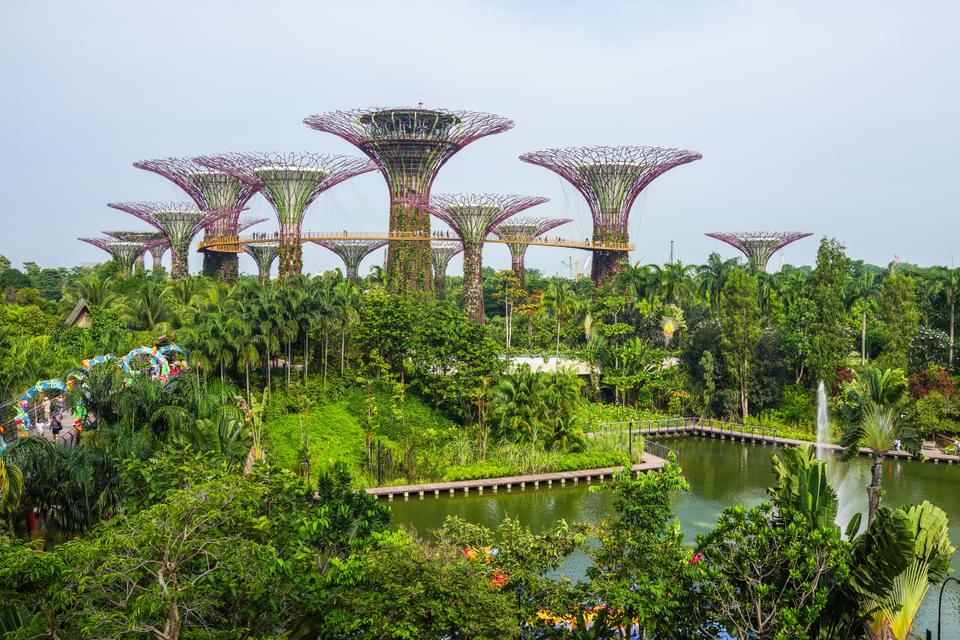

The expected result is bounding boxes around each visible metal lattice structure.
[147,239,170,271]
[312,239,387,282]
[108,202,222,280]
[419,193,548,321]
[102,230,167,272]
[196,152,375,278]
[430,240,464,298]
[704,231,812,271]
[243,243,280,284]
[494,217,573,286]
[133,157,264,281]
[303,107,514,293]
[519,145,702,285]
[79,237,149,276]
[235,216,269,234]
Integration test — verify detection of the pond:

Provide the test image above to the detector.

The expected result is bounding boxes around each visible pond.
[388,436,960,637]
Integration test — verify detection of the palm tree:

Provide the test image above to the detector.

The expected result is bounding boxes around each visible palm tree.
[541,281,578,356]
[847,272,881,365]
[653,261,696,305]
[840,406,916,524]
[615,262,658,308]
[929,267,960,367]
[491,365,550,445]
[336,281,363,376]
[72,274,117,308]
[696,253,738,312]
[120,281,172,331]
[0,454,24,531]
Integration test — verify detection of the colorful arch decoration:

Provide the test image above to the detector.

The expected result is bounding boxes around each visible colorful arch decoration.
[11,344,186,437]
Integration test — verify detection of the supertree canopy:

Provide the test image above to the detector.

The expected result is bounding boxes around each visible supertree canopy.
[493,216,572,286]
[303,107,514,294]
[431,240,463,299]
[108,202,221,280]
[705,231,812,272]
[235,216,269,234]
[102,230,166,272]
[197,152,375,278]
[420,193,548,322]
[133,157,263,282]
[79,237,148,276]
[147,238,170,271]
[313,239,387,282]
[243,243,280,284]
[519,145,702,285]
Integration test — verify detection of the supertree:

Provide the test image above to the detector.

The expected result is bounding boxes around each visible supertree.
[235,216,269,234]
[108,202,223,280]
[103,230,166,272]
[312,239,387,282]
[519,145,702,285]
[243,243,280,284]
[133,157,263,282]
[418,193,548,322]
[430,241,463,299]
[704,231,812,272]
[303,107,514,293]
[196,152,375,279]
[78,237,148,276]
[493,216,573,287]
[147,239,170,271]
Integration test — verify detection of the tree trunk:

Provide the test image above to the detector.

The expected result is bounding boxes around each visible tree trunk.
[323,330,329,388]
[861,309,867,365]
[245,362,250,404]
[286,339,291,387]
[340,328,346,375]
[303,333,309,384]
[219,359,224,387]
[950,299,955,367]
[867,454,884,524]
[741,359,749,419]
[162,598,180,640]
[555,317,561,356]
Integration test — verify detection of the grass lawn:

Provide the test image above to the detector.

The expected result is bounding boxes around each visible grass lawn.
[265,401,366,477]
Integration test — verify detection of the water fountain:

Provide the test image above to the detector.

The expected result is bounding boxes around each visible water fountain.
[816,380,863,535]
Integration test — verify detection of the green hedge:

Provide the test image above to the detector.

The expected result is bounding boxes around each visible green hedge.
[440,450,631,482]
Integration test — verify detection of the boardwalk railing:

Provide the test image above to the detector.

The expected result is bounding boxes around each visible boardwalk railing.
[595,417,780,444]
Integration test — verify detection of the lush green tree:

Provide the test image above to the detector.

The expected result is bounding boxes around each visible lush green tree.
[807,238,852,387]
[877,272,920,370]
[541,280,579,356]
[719,269,762,418]
[586,463,706,638]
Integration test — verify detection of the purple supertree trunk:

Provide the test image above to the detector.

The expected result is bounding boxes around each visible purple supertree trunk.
[133,157,263,283]
[108,202,227,280]
[519,145,701,286]
[303,107,513,294]
[196,152,375,279]
[415,193,548,322]
[494,217,572,288]
[704,231,813,271]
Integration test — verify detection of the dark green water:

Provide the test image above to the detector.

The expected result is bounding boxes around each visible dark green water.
[389,437,960,637]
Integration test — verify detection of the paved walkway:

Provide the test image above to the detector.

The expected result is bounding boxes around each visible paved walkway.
[366,451,666,500]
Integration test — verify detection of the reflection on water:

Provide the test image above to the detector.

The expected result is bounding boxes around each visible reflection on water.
[388,437,960,636]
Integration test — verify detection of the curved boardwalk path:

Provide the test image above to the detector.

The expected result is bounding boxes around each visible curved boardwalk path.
[366,451,666,501]
[604,418,960,464]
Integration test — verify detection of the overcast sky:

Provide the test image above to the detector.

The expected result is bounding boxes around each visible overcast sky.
[2,1,958,278]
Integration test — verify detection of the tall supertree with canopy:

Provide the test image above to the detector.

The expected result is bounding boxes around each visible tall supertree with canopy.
[419,193,548,322]
[431,241,463,299]
[519,145,702,285]
[197,152,375,279]
[103,230,166,272]
[303,107,514,294]
[133,157,263,282]
[312,239,387,282]
[79,237,148,276]
[147,238,170,271]
[243,243,280,284]
[108,202,222,280]
[493,216,572,287]
[705,231,812,272]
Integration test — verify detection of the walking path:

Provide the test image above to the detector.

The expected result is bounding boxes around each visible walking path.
[605,418,960,464]
[366,451,666,501]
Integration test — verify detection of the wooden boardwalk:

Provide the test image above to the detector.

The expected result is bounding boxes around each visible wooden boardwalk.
[366,451,666,501]
[615,420,960,465]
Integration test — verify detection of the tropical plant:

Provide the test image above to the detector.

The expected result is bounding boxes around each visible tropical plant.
[542,281,578,356]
